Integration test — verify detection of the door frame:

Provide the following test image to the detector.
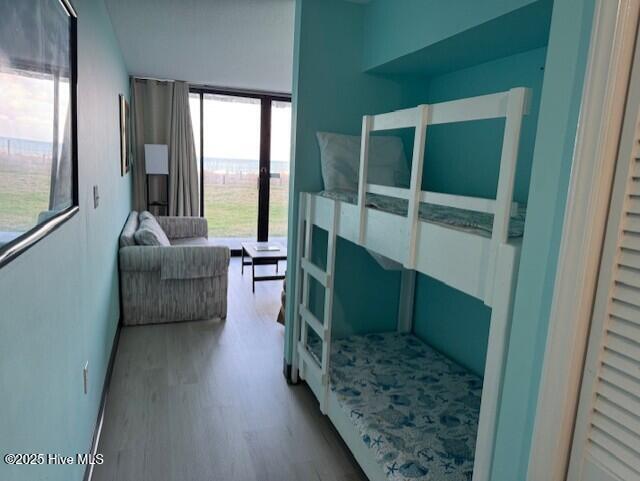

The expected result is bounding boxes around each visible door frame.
[189,85,291,252]
[527,1,640,480]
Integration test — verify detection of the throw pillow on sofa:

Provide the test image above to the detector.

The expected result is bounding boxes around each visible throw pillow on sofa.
[134,216,171,246]
[138,210,155,222]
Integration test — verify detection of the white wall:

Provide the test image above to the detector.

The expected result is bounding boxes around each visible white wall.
[105,0,294,93]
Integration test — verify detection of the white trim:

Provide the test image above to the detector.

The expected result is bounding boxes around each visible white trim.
[290,193,307,384]
[421,191,519,216]
[370,106,419,130]
[405,104,429,269]
[366,185,520,216]
[527,1,640,480]
[366,183,411,200]
[301,257,330,287]
[428,90,526,125]
[358,115,372,244]
[568,27,640,477]
[485,88,528,307]
[473,243,521,481]
[300,306,326,340]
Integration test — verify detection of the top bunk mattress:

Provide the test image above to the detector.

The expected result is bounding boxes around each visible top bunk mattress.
[309,332,482,481]
[317,190,526,238]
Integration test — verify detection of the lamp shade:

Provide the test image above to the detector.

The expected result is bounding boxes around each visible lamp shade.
[144,144,169,175]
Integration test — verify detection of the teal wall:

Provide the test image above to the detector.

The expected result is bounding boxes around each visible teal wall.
[423,47,547,203]
[0,1,131,480]
[413,275,491,377]
[285,0,426,359]
[491,0,595,479]
[410,47,547,377]
[363,0,543,72]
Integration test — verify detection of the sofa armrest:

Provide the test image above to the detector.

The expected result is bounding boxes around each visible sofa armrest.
[119,245,230,280]
[160,245,230,280]
[119,246,162,272]
[157,216,208,240]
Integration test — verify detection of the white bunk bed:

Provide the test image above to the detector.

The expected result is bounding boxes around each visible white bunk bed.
[291,88,530,481]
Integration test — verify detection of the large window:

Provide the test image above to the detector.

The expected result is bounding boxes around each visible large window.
[0,0,78,267]
[189,88,291,251]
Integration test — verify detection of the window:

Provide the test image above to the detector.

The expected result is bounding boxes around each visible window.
[0,0,78,267]
[269,100,292,240]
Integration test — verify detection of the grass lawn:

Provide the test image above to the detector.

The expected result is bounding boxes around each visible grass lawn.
[0,161,51,232]
[203,173,289,238]
[0,163,290,240]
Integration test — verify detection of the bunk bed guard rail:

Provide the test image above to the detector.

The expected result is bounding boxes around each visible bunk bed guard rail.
[358,87,530,302]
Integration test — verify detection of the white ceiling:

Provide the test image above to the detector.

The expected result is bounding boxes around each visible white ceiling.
[104,0,295,93]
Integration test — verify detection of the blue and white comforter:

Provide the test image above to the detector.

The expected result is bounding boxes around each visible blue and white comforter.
[317,189,526,238]
[311,332,482,481]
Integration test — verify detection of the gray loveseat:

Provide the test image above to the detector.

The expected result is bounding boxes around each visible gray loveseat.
[119,211,230,326]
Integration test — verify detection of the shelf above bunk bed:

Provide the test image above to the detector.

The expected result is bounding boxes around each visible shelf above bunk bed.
[365,0,552,77]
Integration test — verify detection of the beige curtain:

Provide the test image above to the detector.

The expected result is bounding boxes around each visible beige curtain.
[130,78,199,216]
[169,82,199,216]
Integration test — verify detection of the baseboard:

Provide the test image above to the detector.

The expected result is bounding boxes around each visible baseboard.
[83,325,121,481]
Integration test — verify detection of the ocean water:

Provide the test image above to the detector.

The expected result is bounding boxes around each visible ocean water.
[202,157,289,174]
[0,137,52,157]
[0,137,290,174]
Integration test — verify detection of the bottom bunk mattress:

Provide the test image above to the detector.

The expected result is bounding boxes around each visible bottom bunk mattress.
[309,332,482,481]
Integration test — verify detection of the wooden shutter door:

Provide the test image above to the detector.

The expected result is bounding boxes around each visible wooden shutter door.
[566,34,640,481]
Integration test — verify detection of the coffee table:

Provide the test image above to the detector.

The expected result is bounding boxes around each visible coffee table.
[241,242,287,292]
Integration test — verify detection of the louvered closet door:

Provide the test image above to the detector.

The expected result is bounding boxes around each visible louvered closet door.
[566,41,640,481]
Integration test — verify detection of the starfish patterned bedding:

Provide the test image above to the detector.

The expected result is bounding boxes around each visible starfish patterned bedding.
[317,190,526,238]
[309,332,482,481]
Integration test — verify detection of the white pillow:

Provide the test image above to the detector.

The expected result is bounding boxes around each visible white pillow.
[316,132,409,192]
[134,217,171,246]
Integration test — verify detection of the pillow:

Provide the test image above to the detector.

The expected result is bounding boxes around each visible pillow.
[138,210,155,222]
[134,216,170,246]
[316,132,409,192]
[119,211,139,248]
[316,132,360,192]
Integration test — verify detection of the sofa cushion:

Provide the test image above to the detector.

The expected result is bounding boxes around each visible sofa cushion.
[120,211,139,247]
[134,217,171,246]
[170,237,210,246]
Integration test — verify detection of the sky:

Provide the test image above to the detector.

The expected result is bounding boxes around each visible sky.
[189,94,291,167]
[0,71,68,143]
[0,72,291,169]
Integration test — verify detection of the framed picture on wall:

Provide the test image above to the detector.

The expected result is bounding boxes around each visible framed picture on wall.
[119,94,130,176]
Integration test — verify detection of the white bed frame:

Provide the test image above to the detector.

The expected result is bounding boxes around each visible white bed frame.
[291,87,531,481]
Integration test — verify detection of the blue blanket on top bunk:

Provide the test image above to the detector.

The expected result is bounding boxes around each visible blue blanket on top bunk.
[317,189,527,238]
[310,332,482,481]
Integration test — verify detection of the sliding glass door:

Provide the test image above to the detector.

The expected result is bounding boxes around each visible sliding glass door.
[189,89,291,252]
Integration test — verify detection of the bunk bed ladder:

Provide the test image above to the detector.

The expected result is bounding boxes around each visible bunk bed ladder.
[295,193,339,413]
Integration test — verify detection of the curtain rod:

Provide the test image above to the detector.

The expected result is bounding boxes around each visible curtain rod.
[133,75,178,83]
[132,76,292,99]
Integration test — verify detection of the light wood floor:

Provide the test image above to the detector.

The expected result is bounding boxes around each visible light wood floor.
[92,258,366,481]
